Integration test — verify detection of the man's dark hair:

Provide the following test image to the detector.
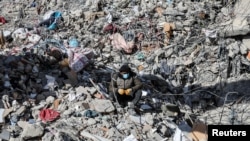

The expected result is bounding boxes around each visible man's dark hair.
[119,64,131,72]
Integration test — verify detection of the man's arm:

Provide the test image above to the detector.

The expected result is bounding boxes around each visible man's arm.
[131,76,142,91]
[109,73,118,93]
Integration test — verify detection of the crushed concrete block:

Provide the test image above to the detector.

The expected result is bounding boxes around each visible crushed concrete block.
[145,113,154,126]
[42,132,54,141]
[219,17,250,37]
[13,106,26,115]
[0,109,5,123]
[142,124,152,133]
[129,115,146,125]
[18,121,44,140]
[46,96,55,104]
[147,129,164,141]
[87,118,97,126]
[80,131,111,141]
[91,99,115,113]
[123,134,138,141]
[0,129,10,140]
[9,137,23,141]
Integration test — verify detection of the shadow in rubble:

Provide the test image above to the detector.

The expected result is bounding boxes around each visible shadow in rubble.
[0,52,249,118]
[0,51,74,108]
[139,73,250,114]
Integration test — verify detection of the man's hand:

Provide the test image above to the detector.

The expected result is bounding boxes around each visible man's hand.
[118,89,125,95]
[125,88,132,95]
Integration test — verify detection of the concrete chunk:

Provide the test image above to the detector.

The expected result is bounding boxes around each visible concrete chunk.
[80,131,112,141]
[91,99,115,113]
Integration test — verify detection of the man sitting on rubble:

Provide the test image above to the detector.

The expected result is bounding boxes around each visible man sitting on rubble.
[109,64,142,108]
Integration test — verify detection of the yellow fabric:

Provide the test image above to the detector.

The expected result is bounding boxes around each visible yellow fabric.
[125,89,132,95]
[118,89,125,95]
[118,89,132,95]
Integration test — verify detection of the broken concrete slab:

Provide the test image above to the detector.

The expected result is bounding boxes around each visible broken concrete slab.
[219,17,250,37]
[18,121,44,140]
[91,99,115,113]
[80,130,112,141]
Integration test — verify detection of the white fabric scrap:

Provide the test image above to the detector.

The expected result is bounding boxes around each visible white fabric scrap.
[204,29,217,38]
[0,109,5,123]
[123,134,138,141]
[106,12,112,23]
[43,75,56,89]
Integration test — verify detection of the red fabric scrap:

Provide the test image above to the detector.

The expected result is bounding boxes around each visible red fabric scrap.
[39,109,60,122]
[0,17,6,24]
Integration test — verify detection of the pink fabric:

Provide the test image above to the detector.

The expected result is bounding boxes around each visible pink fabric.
[39,109,60,122]
[68,50,89,72]
[110,33,134,53]
[0,17,6,24]
[103,23,117,33]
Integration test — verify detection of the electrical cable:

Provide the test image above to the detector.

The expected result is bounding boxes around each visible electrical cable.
[218,92,239,125]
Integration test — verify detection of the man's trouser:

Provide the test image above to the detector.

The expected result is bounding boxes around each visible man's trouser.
[109,89,142,107]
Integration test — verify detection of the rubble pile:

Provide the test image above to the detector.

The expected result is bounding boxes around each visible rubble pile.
[0,0,250,141]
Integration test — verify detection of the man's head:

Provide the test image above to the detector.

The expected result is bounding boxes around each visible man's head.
[119,64,131,79]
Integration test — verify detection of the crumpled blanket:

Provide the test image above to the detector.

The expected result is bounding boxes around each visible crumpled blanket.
[39,109,60,122]
[67,47,94,72]
[110,33,135,53]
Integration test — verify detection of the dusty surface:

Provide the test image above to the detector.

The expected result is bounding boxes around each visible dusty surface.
[0,0,249,141]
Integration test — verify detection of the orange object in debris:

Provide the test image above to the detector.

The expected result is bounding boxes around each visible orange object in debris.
[163,23,175,39]
[189,121,208,141]
[137,65,144,72]
[53,99,61,110]
[59,58,69,68]
[155,7,163,16]
[247,51,250,61]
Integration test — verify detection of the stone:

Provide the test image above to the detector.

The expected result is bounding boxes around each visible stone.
[9,137,23,141]
[228,42,240,58]
[13,106,26,115]
[80,131,111,141]
[87,118,97,126]
[147,129,164,141]
[219,17,250,37]
[241,36,250,50]
[18,122,44,139]
[42,132,54,141]
[129,115,146,124]
[123,134,138,141]
[145,113,154,126]
[46,96,55,104]
[142,124,152,133]
[71,9,83,17]
[0,129,10,140]
[91,99,115,113]
[0,0,250,140]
